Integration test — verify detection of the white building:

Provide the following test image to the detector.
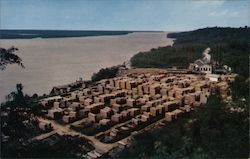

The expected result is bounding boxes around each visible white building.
[189,59,212,74]
[205,74,220,82]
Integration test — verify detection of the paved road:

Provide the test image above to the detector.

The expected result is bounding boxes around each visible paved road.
[33,130,57,140]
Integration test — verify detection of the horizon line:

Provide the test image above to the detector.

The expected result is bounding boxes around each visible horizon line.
[1,26,248,32]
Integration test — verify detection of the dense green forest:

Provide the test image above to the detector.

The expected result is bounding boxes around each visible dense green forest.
[131,44,206,68]
[168,26,250,45]
[131,27,250,77]
[120,27,250,158]
[2,134,94,158]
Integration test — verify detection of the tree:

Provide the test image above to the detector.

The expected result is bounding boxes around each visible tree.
[5,83,28,107]
[91,65,121,82]
[0,46,24,70]
[6,83,23,101]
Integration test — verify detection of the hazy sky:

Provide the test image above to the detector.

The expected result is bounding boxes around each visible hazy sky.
[1,0,249,31]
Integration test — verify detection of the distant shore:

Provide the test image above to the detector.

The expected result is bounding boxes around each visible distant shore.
[0,30,132,39]
[0,30,165,39]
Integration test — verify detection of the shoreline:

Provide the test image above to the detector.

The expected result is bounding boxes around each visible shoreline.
[0,30,166,40]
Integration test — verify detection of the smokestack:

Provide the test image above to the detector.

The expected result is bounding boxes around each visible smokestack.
[202,48,211,63]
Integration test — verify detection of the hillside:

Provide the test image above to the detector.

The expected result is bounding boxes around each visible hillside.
[168,26,250,45]
[131,44,206,68]
[131,27,250,77]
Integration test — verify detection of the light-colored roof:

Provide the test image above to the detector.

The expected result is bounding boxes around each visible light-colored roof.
[194,59,205,66]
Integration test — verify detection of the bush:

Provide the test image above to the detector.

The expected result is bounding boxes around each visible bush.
[91,65,122,82]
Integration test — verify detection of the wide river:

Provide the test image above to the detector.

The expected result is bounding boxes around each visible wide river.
[0,32,173,102]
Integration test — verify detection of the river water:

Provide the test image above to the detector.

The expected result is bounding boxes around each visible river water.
[0,32,173,102]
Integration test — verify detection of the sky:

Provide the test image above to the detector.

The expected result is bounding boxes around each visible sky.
[0,0,249,31]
